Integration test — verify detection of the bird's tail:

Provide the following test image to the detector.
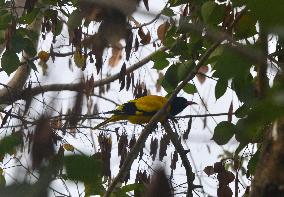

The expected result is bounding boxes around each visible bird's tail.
[93,116,120,130]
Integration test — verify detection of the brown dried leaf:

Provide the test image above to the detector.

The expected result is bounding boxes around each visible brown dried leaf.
[222,3,233,29]
[142,0,149,11]
[170,151,178,170]
[157,22,170,44]
[85,75,95,98]
[108,46,122,67]
[126,73,131,91]
[138,27,145,38]
[150,137,158,161]
[214,161,225,173]
[144,170,172,197]
[159,134,170,161]
[118,133,128,156]
[51,117,62,129]
[182,4,189,16]
[203,116,207,129]
[217,171,235,186]
[197,65,209,84]
[134,36,139,51]
[32,117,55,169]
[183,117,192,140]
[217,185,233,197]
[156,72,163,92]
[228,101,233,123]
[125,29,133,60]
[204,166,215,176]
[98,133,112,177]
[120,77,125,91]
[131,72,135,90]
[129,134,136,150]
[69,86,84,128]
[199,65,209,73]
[138,28,151,45]
[1,108,12,128]
[119,63,126,82]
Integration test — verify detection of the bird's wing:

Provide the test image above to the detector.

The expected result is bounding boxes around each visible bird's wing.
[132,95,170,115]
[105,95,170,116]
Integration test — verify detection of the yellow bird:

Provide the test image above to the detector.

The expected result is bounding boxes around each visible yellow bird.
[93,95,196,130]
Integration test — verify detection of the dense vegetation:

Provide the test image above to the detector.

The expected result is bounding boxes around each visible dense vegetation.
[0,0,283,196]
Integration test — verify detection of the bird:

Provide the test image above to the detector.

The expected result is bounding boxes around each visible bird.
[93,95,196,130]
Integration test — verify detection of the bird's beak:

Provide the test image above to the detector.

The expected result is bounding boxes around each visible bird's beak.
[187,101,197,105]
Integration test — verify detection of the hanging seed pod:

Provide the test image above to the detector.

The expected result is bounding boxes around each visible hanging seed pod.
[159,134,170,161]
[170,151,178,170]
[118,132,128,156]
[129,134,136,150]
[150,137,158,161]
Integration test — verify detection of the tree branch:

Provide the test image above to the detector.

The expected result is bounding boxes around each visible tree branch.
[103,7,244,196]
[103,35,223,197]
[0,2,43,105]
[162,121,197,195]
[0,47,167,104]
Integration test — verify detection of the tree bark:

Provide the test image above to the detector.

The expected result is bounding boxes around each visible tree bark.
[250,119,284,197]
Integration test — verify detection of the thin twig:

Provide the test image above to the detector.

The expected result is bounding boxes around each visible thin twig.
[163,121,199,195]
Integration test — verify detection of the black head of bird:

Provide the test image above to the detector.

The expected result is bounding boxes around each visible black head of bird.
[170,97,197,116]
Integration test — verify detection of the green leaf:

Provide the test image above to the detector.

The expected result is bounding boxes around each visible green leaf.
[23,38,36,57]
[235,104,249,118]
[201,1,225,25]
[44,9,57,19]
[235,143,247,155]
[0,133,22,160]
[27,60,38,72]
[19,8,40,24]
[151,51,169,70]
[160,76,176,93]
[232,0,246,7]
[67,9,83,30]
[170,39,189,58]
[17,28,38,40]
[1,51,20,75]
[215,79,227,100]
[235,12,257,39]
[183,83,197,94]
[162,61,195,93]
[162,8,175,17]
[231,74,256,103]
[169,0,188,7]
[84,181,104,196]
[235,119,264,143]
[177,60,195,81]
[164,26,177,47]
[64,155,102,183]
[0,12,12,30]
[0,173,5,187]
[247,150,260,176]
[212,121,236,145]
[10,33,26,53]
[212,45,252,80]
[54,18,63,36]
[118,183,144,196]
[247,0,284,32]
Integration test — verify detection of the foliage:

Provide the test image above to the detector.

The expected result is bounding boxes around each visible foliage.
[0,0,283,196]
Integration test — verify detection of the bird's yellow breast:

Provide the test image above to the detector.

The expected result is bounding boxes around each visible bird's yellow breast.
[127,114,168,124]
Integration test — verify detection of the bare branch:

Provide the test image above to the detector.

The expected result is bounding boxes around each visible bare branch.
[162,121,199,194]
[0,47,167,104]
